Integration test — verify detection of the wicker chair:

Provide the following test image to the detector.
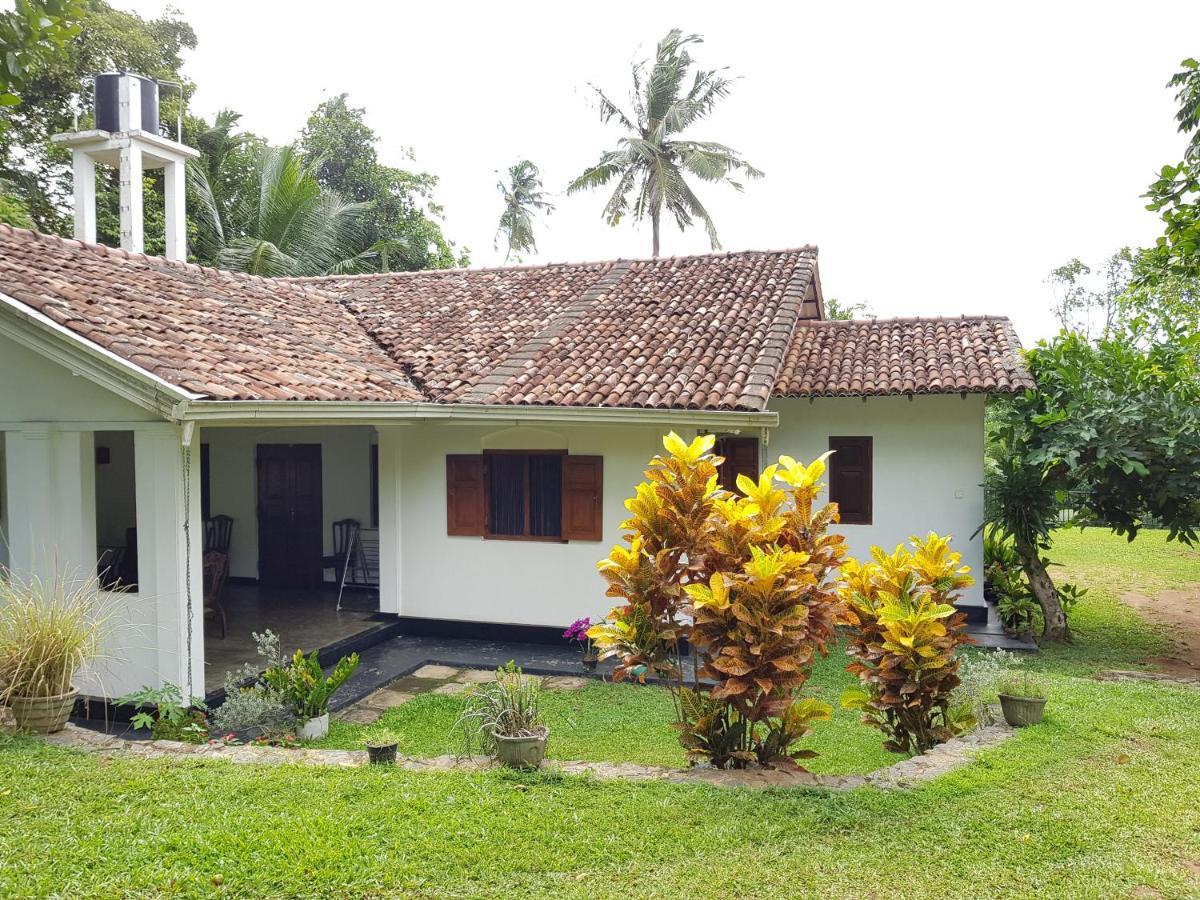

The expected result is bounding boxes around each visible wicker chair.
[203,550,229,639]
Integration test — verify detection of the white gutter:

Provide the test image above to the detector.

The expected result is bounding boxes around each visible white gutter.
[183,400,779,429]
[0,290,200,418]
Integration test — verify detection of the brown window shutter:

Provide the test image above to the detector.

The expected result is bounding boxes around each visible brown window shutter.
[828,437,873,525]
[446,455,485,536]
[562,455,603,541]
[716,436,760,493]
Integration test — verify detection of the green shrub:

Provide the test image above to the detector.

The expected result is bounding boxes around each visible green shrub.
[263,649,359,721]
[116,683,208,743]
[840,534,976,754]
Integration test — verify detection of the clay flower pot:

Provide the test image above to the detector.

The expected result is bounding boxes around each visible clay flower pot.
[998,693,1047,727]
[493,727,549,769]
[9,688,78,734]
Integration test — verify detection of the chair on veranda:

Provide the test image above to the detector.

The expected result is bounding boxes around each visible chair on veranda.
[204,515,234,555]
[321,518,360,584]
[203,550,229,640]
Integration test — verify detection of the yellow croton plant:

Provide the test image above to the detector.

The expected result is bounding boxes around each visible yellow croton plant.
[589,432,849,768]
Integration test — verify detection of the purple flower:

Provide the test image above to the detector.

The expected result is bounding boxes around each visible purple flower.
[563,617,592,642]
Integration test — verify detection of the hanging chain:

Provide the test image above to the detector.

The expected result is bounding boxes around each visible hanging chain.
[182,441,194,701]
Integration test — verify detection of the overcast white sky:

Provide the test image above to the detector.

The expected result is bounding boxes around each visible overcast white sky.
[122,0,1200,344]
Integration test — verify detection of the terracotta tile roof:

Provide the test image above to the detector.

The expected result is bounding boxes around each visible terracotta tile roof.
[0,224,423,401]
[302,247,820,410]
[0,224,1031,409]
[300,260,617,402]
[773,316,1034,397]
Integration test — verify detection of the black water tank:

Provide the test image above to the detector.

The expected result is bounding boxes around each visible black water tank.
[94,72,159,133]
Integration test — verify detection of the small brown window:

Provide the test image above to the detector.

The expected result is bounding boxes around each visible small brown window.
[829,436,872,525]
[715,436,759,493]
[446,452,602,542]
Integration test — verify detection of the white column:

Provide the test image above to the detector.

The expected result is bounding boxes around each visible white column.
[3,427,96,582]
[163,159,186,260]
[376,425,404,615]
[134,426,204,698]
[3,427,55,579]
[71,152,97,244]
[119,142,144,254]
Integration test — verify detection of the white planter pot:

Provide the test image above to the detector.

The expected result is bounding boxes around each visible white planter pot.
[298,712,329,740]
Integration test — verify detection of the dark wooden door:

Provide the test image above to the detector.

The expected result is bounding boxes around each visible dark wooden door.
[716,436,760,493]
[256,444,323,588]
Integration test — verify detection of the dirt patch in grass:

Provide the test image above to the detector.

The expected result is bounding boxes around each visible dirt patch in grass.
[1121,588,1200,677]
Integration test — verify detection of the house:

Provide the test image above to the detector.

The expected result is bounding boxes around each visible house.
[0,77,1034,703]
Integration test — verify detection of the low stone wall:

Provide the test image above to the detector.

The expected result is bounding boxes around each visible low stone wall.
[42,721,1015,791]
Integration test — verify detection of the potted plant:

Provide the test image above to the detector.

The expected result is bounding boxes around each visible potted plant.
[0,569,111,734]
[454,661,549,769]
[263,648,360,740]
[997,672,1048,727]
[116,683,209,743]
[364,726,400,765]
[563,617,598,672]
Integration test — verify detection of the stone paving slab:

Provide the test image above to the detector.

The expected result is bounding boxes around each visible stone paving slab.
[454,669,498,684]
[432,682,468,695]
[541,675,590,691]
[42,721,1016,791]
[1096,669,1199,687]
[411,664,462,680]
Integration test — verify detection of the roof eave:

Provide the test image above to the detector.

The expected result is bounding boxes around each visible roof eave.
[182,400,779,429]
[0,290,200,420]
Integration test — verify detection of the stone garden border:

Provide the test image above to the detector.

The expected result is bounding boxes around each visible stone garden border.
[43,721,1015,791]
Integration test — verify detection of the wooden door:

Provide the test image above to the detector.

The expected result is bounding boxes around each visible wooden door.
[256,444,323,588]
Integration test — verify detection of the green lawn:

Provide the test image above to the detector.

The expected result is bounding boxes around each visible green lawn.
[308,651,896,776]
[2,529,1199,898]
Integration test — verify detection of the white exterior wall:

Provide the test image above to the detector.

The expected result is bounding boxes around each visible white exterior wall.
[0,334,204,700]
[391,422,672,628]
[201,425,376,580]
[769,395,986,605]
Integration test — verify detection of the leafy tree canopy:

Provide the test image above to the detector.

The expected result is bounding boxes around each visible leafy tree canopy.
[825,297,873,320]
[1143,58,1200,282]
[299,94,466,271]
[0,0,195,233]
[0,0,85,106]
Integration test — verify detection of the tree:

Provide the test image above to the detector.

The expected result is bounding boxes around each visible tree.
[0,1,195,233]
[299,94,465,270]
[1143,58,1200,282]
[568,30,762,257]
[825,298,873,320]
[1046,252,1132,340]
[495,160,554,262]
[0,0,84,106]
[985,326,1200,641]
[190,144,369,277]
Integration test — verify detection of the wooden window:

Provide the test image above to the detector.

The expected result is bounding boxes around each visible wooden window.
[562,455,603,541]
[828,436,872,525]
[446,455,486,536]
[715,436,759,493]
[446,452,602,541]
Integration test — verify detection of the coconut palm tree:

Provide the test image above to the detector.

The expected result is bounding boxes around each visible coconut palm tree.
[568,30,762,257]
[495,160,554,262]
[190,144,370,277]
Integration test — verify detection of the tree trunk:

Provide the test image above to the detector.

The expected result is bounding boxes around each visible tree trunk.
[1017,540,1071,642]
[651,209,660,258]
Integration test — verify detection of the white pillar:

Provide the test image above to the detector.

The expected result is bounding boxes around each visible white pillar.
[71,152,97,244]
[3,427,55,579]
[377,425,403,615]
[163,159,187,260]
[2,427,95,581]
[119,142,144,254]
[134,426,204,698]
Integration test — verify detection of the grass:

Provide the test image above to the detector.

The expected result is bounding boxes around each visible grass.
[308,652,896,776]
[1,528,1199,898]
